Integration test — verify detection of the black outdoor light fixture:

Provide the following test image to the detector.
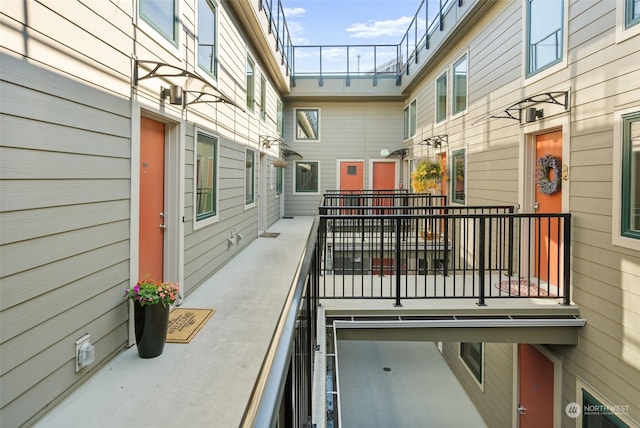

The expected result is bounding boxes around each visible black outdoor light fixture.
[160,85,184,106]
[525,107,544,123]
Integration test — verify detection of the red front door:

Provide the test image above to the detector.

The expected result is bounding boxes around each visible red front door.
[518,344,554,428]
[340,161,364,214]
[139,117,165,281]
[340,161,364,192]
[534,131,562,286]
[372,161,395,212]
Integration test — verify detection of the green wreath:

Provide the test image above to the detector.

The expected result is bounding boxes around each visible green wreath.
[535,154,561,195]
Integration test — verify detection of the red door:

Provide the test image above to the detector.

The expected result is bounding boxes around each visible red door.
[534,131,562,287]
[340,161,364,213]
[139,117,165,281]
[518,344,554,428]
[372,161,395,212]
[340,161,364,192]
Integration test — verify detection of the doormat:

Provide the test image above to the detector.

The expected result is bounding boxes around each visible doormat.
[260,232,280,238]
[494,279,556,297]
[166,308,216,343]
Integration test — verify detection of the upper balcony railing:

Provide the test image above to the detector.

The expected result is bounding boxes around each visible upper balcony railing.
[258,0,294,77]
[317,193,572,307]
[288,0,462,86]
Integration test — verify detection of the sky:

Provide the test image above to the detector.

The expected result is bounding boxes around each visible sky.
[280,0,424,46]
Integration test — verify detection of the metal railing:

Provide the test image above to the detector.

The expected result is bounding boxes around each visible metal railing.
[243,218,319,427]
[258,0,294,77]
[317,199,571,307]
[323,191,446,209]
[290,0,464,84]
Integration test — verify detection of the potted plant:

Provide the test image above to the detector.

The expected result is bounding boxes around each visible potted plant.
[125,279,180,358]
[410,158,444,193]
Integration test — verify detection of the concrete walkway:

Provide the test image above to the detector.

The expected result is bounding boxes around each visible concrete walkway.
[336,340,487,428]
[34,216,316,428]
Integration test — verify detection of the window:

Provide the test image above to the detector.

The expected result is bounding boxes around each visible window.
[277,101,284,136]
[276,166,283,195]
[195,132,217,221]
[139,0,178,46]
[260,76,267,120]
[526,0,563,77]
[582,389,629,428]
[452,54,468,115]
[626,0,640,29]
[403,106,409,140]
[197,0,217,79]
[245,148,255,204]
[451,149,465,204]
[436,72,447,123]
[621,112,640,239]
[403,100,417,139]
[294,161,319,194]
[295,108,319,141]
[410,100,417,136]
[246,56,255,112]
[460,343,483,384]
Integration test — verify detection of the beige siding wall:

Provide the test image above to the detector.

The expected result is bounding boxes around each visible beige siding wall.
[1,0,288,425]
[284,101,404,216]
[442,342,513,427]
[401,0,640,425]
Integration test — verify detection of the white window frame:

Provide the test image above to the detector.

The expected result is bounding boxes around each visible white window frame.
[450,148,466,205]
[136,0,182,58]
[612,106,640,251]
[616,0,640,43]
[277,100,284,137]
[435,71,448,124]
[196,0,218,85]
[522,0,569,84]
[403,99,417,140]
[193,129,219,230]
[451,52,468,118]
[293,160,321,195]
[245,148,256,207]
[260,75,267,121]
[246,55,255,113]
[294,108,321,142]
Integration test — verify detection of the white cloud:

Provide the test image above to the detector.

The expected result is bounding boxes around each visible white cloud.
[283,7,305,18]
[346,16,414,39]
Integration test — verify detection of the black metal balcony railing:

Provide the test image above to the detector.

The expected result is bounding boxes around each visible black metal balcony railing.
[317,195,571,307]
[259,0,465,85]
[246,219,319,427]
[323,190,446,211]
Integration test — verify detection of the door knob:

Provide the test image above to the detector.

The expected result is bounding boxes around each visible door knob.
[518,405,526,415]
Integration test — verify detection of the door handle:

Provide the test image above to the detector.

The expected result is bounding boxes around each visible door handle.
[533,201,539,211]
[518,405,526,415]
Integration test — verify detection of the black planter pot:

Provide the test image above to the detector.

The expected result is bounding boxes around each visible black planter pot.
[134,301,170,358]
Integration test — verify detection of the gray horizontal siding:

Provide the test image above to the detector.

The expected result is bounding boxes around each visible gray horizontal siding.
[0,53,131,426]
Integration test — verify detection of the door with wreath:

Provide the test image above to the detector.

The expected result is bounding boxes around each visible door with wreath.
[534,131,562,289]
